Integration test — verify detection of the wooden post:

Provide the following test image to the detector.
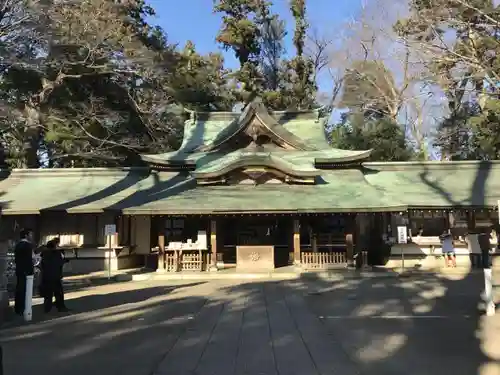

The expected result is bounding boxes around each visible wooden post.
[158,233,165,271]
[115,215,122,246]
[346,233,354,267]
[210,219,218,271]
[311,229,318,253]
[293,219,301,266]
[467,210,476,232]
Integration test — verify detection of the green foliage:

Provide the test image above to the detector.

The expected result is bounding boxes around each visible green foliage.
[438,98,500,160]
[214,0,270,98]
[214,0,317,109]
[330,113,416,161]
[0,0,245,168]
[259,16,287,91]
[171,41,236,111]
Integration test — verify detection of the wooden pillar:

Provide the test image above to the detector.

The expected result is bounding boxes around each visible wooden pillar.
[115,214,122,247]
[210,219,218,270]
[346,233,354,267]
[34,215,41,245]
[158,232,165,270]
[311,228,318,253]
[293,218,301,266]
[467,210,476,232]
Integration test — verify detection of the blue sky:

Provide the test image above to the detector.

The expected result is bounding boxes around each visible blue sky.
[146,0,363,71]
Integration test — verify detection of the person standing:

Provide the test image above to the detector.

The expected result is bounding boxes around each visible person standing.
[440,230,456,268]
[40,238,69,313]
[14,229,35,316]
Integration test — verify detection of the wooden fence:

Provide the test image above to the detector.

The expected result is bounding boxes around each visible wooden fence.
[301,251,369,270]
[163,252,211,272]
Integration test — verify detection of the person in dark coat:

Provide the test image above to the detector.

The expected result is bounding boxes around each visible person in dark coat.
[14,228,35,316]
[40,238,69,313]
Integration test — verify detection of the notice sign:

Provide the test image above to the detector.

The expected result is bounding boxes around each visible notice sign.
[104,224,117,236]
[397,226,408,244]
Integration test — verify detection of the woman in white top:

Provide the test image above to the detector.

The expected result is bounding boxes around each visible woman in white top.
[440,231,456,268]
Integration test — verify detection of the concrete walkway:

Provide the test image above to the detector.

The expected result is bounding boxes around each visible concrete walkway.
[0,280,360,375]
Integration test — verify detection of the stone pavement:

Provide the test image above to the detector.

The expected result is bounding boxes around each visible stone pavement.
[305,272,500,375]
[0,279,360,375]
[1,273,500,375]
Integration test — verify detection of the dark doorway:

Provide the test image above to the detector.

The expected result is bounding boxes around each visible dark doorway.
[220,216,292,267]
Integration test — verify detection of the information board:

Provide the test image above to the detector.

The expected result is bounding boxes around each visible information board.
[104,224,117,236]
[397,226,408,244]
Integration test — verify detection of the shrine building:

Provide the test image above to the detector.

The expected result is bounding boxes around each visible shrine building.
[1,98,499,274]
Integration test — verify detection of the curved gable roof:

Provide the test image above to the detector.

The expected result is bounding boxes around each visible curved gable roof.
[196,99,318,152]
[192,152,320,179]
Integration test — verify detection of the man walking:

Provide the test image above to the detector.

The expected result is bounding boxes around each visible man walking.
[14,229,34,316]
[40,238,69,313]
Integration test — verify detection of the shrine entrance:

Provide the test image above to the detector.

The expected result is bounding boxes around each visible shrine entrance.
[219,216,293,269]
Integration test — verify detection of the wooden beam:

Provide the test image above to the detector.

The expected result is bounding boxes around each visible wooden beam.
[293,219,300,266]
[210,219,218,270]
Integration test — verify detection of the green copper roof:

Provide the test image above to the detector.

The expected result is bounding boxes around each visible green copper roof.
[197,100,318,151]
[364,161,500,207]
[273,109,330,150]
[192,152,319,179]
[140,99,372,169]
[0,167,401,214]
[2,161,500,214]
[141,149,372,169]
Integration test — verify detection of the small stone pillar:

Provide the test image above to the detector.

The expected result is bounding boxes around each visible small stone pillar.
[346,233,355,267]
[157,233,165,271]
[293,219,301,266]
[210,220,218,271]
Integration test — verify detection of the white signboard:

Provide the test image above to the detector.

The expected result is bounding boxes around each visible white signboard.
[197,231,207,249]
[397,226,408,244]
[104,224,117,236]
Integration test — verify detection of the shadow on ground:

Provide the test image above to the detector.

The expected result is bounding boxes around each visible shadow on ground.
[215,271,500,375]
[0,273,499,375]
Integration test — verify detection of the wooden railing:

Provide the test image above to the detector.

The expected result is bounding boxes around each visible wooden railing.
[165,253,177,272]
[163,252,211,272]
[301,251,369,270]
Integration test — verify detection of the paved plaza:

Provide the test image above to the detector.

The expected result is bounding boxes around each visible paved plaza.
[1,272,500,375]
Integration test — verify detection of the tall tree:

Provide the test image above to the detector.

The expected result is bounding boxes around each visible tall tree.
[171,41,236,111]
[214,0,271,101]
[0,0,182,167]
[0,0,47,167]
[259,13,290,110]
[340,60,402,121]
[259,15,286,91]
[395,0,500,160]
[331,57,417,160]
[282,0,316,109]
[330,113,416,161]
